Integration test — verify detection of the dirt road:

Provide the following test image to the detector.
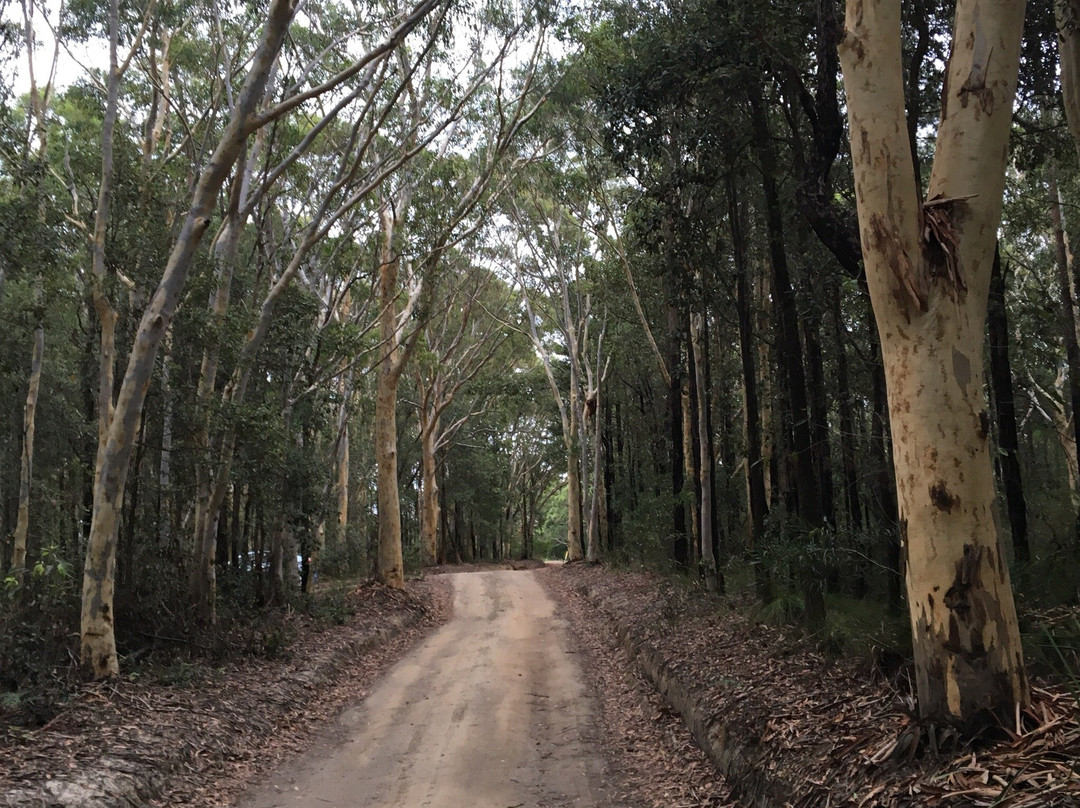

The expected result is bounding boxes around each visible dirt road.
[240,569,623,808]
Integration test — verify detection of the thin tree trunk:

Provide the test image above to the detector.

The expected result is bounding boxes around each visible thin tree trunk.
[691,312,718,591]
[157,339,173,547]
[419,416,440,566]
[730,177,771,602]
[666,300,688,566]
[749,87,825,628]
[988,246,1029,562]
[336,410,349,547]
[11,322,43,576]
[1047,167,1080,544]
[683,346,701,568]
[831,284,862,535]
[375,204,406,588]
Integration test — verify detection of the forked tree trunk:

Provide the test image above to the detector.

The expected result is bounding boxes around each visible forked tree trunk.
[840,0,1029,726]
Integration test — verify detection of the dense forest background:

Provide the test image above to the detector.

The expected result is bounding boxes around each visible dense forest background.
[1,0,1078,728]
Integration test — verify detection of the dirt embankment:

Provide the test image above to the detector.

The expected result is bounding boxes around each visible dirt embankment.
[547,564,1080,808]
[0,578,450,808]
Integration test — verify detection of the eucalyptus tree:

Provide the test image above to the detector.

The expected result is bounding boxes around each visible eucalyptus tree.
[510,165,613,564]
[411,261,518,566]
[369,6,549,588]
[5,0,59,578]
[80,0,447,676]
[839,0,1029,726]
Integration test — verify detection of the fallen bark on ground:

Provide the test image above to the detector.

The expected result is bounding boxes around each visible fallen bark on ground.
[0,578,450,808]
[549,564,1080,808]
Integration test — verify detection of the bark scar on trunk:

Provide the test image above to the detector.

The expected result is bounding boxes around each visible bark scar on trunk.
[944,543,983,619]
[870,213,927,318]
[922,196,972,298]
[929,481,960,512]
[958,17,995,115]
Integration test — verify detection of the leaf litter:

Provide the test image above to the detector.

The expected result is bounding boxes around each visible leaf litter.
[0,578,451,807]
[543,563,1080,808]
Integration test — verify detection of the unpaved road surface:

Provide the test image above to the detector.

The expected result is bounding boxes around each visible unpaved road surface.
[240,570,625,808]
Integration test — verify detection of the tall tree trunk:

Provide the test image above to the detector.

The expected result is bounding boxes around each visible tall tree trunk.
[1057,0,1080,165]
[566,366,585,561]
[80,0,296,677]
[840,0,1029,726]
[666,300,688,566]
[375,204,406,588]
[691,312,718,591]
[336,411,350,547]
[749,87,825,628]
[157,339,174,547]
[1047,167,1080,542]
[11,321,43,576]
[586,383,605,564]
[729,176,771,602]
[419,415,440,566]
[803,303,835,529]
[831,285,862,535]
[683,340,701,568]
[987,246,1029,562]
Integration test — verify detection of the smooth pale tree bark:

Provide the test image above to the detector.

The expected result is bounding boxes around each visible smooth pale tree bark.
[584,327,609,565]
[375,201,413,588]
[840,0,1029,725]
[519,274,585,562]
[335,386,351,547]
[80,0,297,677]
[1047,167,1080,531]
[9,5,53,578]
[1028,372,1080,493]
[418,416,440,566]
[1058,0,1080,162]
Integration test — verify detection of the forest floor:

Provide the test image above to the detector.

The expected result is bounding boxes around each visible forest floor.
[3,563,1079,807]
[543,563,1080,808]
[0,578,452,807]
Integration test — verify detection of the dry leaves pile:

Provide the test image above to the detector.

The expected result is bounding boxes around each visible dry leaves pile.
[0,578,451,808]
[550,564,1080,808]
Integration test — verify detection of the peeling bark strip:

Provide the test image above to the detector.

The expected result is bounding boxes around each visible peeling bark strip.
[839,0,1029,727]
